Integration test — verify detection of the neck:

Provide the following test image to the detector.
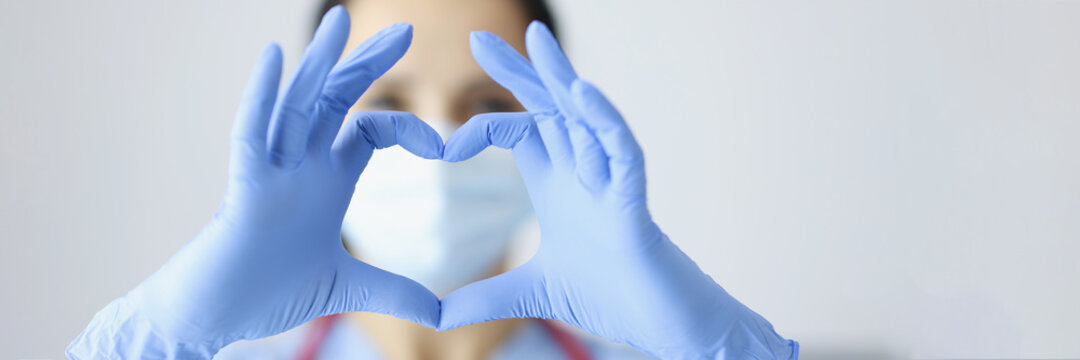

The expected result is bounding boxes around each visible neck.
[347,312,525,360]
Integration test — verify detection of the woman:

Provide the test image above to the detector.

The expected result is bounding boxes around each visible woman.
[67,0,798,359]
[219,0,656,358]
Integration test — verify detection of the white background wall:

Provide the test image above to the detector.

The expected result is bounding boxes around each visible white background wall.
[2,1,1078,358]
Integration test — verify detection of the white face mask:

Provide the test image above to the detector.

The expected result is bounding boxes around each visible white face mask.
[341,120,533,296]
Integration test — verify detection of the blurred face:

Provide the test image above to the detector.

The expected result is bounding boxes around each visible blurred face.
[338,0,538,298]
[344,0,533,125]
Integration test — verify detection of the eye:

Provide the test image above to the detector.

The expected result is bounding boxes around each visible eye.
[367,94,404,110]
[468,97,515,116]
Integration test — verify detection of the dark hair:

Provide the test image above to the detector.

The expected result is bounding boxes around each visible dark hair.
[314,0,558,39]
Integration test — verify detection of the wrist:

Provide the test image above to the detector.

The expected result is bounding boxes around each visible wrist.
[698,307,799,360]
[67,296,225,359]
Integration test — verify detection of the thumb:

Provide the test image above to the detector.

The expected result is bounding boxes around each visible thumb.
[320,253,441,329]
[438,261,550,331]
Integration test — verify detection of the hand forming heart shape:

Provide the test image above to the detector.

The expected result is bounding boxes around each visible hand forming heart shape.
[67,6,798,359]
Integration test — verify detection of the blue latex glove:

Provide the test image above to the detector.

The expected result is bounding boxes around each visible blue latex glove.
[67,7,444,358]
[438,22,799,360]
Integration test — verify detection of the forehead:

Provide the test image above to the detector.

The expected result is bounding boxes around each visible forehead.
[344,0,531,86]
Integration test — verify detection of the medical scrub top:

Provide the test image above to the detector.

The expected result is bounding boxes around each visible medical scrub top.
[214,316,656,360]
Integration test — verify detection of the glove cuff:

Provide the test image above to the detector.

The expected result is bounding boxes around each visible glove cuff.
[66,296,221,359]
[709,309,799,360]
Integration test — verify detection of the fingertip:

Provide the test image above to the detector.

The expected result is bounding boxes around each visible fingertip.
[383,22,413,41]
[342,23,411,61]
[417,114,445,160]
[440,135,470,162]
[261,42,282,58]
[391,112,445,159]
[526,21,559,49]
[317,5,347,33]
[527,20,552,38]
[426,128,445,160]
[436,318,460,332]
[409,283,442,329]
[524,20,577,99]
[469,30,497,44]
[468,31,485,51]
[408,293,442,329]
[323,4,347,24]
[469,30,511,58]
[371,24,413,55]
[441,116,488,162]
[255,42,283,75]
[337,7,352,32]
[415,147,442,160]
[312,5,350,45]
[400,23,414,43]
[390,294,441,330]
[435,296,468,331]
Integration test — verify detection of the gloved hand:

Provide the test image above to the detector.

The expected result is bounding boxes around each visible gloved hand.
[67,7,444,358]
[438,22,799,360]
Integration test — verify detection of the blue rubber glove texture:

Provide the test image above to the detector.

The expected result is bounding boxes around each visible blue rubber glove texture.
[438,22,799,360]
[67,6,444,358]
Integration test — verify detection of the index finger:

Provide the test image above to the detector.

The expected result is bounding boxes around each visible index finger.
[308,22,413,152]
[469,31,557,113]
[266,5,350,168]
